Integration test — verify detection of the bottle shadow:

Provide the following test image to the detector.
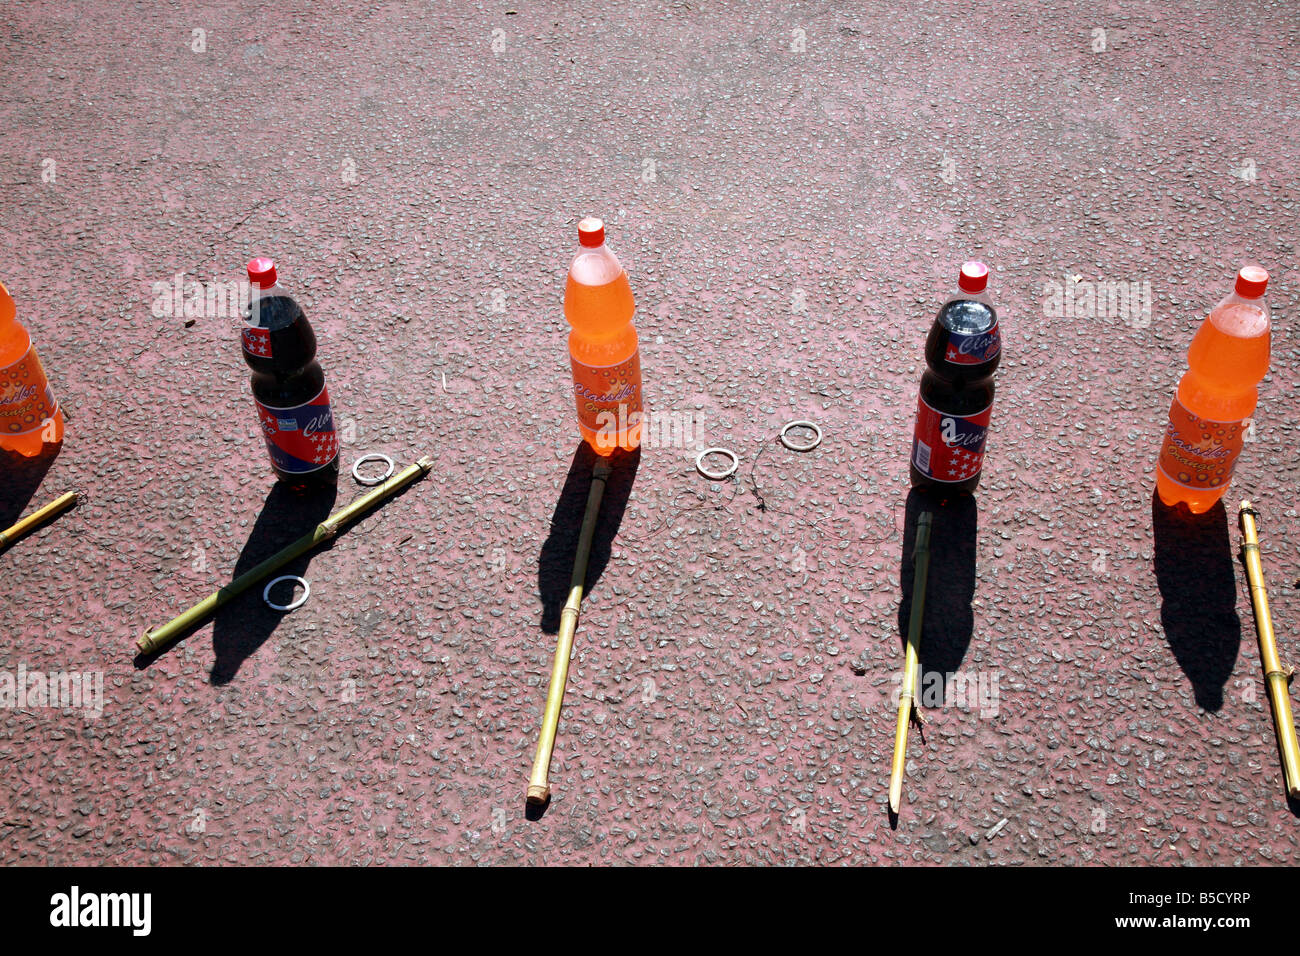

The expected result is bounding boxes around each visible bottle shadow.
[0,442,62,534]
[896,487,979,692]
[528,441,639,819]
[1151,495,1239,712]
[208,481,338,685]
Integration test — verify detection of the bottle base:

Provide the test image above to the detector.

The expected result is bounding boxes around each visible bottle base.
[0,412,65,457]
[273,459,340,490]
[579,424,641,456]
[1154,471,1225,515]
[910,465,981,497]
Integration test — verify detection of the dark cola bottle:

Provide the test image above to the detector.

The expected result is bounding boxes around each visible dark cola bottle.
[240,257,339,487]
[909,261,1001,495]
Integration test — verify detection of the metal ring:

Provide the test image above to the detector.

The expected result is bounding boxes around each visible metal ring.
[352,453,395,486]
[780,420,823,452]
[263,575,310,612]
[695,447,739,481]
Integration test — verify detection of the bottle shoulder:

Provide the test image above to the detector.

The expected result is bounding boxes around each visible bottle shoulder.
[937,298,997,334]
[248,293,306,330]
[1207,299,1269,338]
[0,323,32,365]
[568,247,625,286]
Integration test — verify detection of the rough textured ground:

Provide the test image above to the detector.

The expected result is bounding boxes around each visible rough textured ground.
[1,1,1298,865]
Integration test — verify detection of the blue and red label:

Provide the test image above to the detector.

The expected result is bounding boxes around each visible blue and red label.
[912,395,991,483]
[253,385,338,474]
[944,322,1000,365]
[242,326,272,358]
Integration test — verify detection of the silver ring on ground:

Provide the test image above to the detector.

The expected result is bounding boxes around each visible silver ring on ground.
[696,447,739,481]
[263,575,310,612]
[780,420,823,452]
[352,453,395,486]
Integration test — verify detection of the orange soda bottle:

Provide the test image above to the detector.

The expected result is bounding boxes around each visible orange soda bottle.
[1156,266,1270,513]
[0,280,64,456]
[564,217,643,454]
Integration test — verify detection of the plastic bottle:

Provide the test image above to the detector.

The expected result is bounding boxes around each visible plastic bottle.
[910,261,1001,494]
[240,257,339,487]
[0,280,65,456]
[1156,266,1270,513]
[564,218,642,454]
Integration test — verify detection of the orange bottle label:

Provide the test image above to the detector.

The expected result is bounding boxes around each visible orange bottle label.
[0,346,58,436]
[571,350,642,438]
[1157,398,1243,491]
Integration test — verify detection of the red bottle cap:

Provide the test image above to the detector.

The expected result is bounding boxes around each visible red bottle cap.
[958,261,988,294]
[578,218,605,248]
[1235,265,1268,298]
[247,257,278,288]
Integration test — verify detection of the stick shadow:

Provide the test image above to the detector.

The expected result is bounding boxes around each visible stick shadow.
[528,442,639,819]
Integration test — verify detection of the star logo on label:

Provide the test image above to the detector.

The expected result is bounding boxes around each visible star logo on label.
[244,330,271,356]
[944,448,977,479]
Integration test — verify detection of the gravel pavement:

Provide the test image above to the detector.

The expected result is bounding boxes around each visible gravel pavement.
[1,1,1298,865]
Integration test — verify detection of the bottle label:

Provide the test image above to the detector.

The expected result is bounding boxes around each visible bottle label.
[253,385,338,474]
[571,350,643,438]
[0,345,59,437]
[1157,398,1243,491]
[242,326,272,358]
[911,394,991,483]
[944,322,1001,365]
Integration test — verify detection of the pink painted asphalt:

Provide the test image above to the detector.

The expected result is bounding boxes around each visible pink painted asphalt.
[1,1,1299,865]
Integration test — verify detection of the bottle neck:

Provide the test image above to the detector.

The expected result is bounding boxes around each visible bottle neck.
[251,279,285,301]
[951,288,992,307]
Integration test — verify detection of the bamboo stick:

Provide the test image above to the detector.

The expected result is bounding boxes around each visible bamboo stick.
[0,491,79,551]
[1239,500,1300,798]
[136,456,433,656]
[890,509,932,815]
[527,456,613,805]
